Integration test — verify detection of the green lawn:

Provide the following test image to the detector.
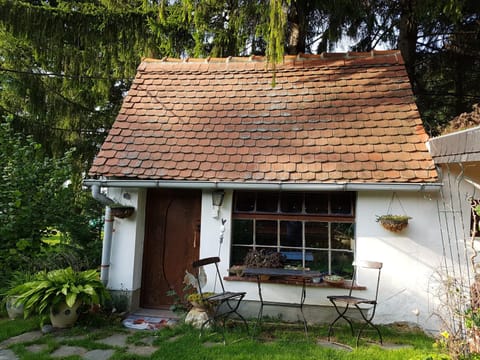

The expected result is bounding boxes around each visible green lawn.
[0,316,450,360]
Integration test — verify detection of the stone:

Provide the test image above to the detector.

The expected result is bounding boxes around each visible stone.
[0,331,43,347]
[95,334,128,347]
[25,344,47,353]
[83,349,116,360]
[50,345,86,358]
[127,345,158,356]
[0,348,19,360]
[316,339,353,351]
[185,308,210,329]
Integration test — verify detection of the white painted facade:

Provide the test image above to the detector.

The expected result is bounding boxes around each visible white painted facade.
[103,185,476,334]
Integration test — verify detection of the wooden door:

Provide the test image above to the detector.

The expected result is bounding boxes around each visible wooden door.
[140,188,201,308]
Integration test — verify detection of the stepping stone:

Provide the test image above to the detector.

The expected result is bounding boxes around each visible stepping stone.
[0,348,19,360]
[167,335,182,342]
[51,345,86,358]
[202,341,223,348]
[0,331,43,347]
[127,345,158,356]
[380,343,413,350]
[57,334,88,342]
[138,335,157,345]
[25,344,47,353]
[96,334,128,347]
[317,339,353,351]
[83,349,116,360]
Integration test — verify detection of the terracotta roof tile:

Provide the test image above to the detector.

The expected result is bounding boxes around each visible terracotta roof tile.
[89,51,437,184]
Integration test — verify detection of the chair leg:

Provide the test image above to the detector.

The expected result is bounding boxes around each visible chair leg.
[299,304,308,336]
[354,304,382,346]
[201,306,227,345]
[201,298,248,344]
[224,298,249,334]
[328,301,354,340]
[253,302,264,337]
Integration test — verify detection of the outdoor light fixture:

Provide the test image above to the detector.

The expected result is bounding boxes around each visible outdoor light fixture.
[212,190,225,218]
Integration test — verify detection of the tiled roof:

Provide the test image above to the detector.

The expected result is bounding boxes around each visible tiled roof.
[89,50,438,184]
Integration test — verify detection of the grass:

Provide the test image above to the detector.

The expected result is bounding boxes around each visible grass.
[0,315,450,360]
[0,316,39,342]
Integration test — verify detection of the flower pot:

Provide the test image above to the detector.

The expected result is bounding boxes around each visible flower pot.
[49,300,82,328]
[6,296,24,320]
[110,206,135,218]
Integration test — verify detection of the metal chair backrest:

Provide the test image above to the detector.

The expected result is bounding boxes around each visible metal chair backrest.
[192,256,225,295]
[348,260,383,300]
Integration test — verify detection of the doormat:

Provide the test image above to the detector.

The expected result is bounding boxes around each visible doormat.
[122,314,178,330]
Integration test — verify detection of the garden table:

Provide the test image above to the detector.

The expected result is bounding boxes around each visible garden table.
[243,267,323,335]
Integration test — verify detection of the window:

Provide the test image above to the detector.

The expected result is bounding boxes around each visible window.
[231,191,356,278]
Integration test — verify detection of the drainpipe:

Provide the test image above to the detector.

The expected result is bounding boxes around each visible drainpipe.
[91,184,115,286]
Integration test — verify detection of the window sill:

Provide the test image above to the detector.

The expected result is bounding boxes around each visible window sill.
[224,276,366,290]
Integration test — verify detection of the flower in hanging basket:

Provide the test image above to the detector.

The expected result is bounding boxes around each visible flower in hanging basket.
[109,204,135,218]
[376,214,411,233]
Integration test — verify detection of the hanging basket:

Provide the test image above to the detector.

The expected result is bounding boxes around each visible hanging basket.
[376,215,411,233]
[110,206,135,218]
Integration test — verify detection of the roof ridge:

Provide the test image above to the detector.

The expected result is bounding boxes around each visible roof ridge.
[142,50,402,64]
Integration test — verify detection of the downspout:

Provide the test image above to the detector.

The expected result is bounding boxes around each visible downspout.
[91,184,115,286]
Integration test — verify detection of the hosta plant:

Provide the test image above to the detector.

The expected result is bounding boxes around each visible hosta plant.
[7,267,110,319]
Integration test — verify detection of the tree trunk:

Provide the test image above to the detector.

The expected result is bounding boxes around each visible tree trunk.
[286,2,306,55]
[398,0,418,81]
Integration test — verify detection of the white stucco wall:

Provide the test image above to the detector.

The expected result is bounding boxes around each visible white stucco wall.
[105,188,146,296]
[355,191,445,332]
[104,184,477,333]
[198,189,448,333]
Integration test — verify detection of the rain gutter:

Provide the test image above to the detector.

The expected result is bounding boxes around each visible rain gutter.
[84,179,443,192]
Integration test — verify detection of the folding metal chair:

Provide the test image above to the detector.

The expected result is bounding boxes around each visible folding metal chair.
[327,260,383,346]
[192,257,249,342]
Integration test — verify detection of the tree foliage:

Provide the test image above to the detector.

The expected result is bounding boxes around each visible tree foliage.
[0,119,102,258]
[0,1,478,279]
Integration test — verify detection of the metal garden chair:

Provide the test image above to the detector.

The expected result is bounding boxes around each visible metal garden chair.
[192,257,249,343]
[327,260,383,346]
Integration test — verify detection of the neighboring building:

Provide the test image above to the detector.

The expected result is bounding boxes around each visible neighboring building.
[427,123,480,334]
[85,51,450,333]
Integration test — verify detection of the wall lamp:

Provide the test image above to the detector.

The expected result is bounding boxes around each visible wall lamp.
[212,190,225,218]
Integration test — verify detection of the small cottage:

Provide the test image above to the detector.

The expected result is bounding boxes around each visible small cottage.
[85,50,450,332]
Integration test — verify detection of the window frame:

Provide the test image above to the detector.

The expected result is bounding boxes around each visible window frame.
[230,191,356,276]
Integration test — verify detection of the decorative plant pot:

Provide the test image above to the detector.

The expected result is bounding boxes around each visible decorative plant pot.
[49,300,82,328]
[110,206,135,218]
[5,296,24,320]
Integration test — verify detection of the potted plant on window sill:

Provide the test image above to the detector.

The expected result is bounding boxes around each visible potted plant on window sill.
[376,214,411,233]
[7,267,110,328]
[229,265,246,277]
[243,249,285,280]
